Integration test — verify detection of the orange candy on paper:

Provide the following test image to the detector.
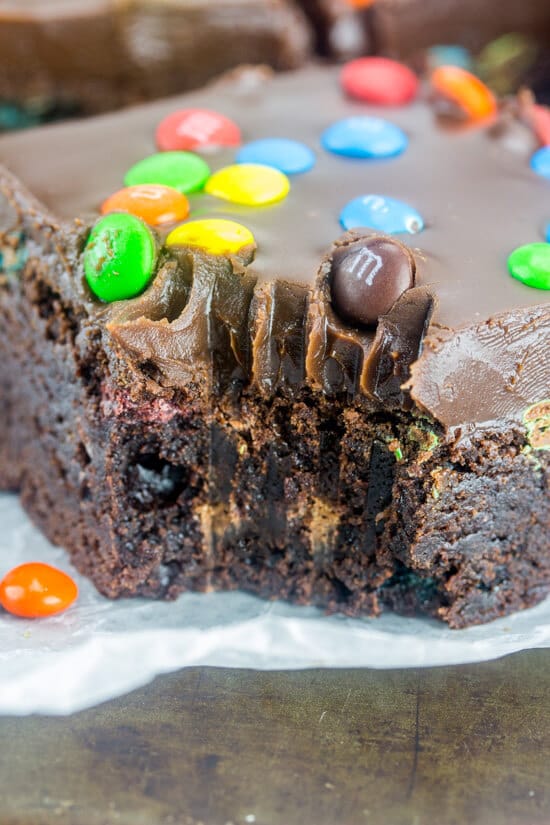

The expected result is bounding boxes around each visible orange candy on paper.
[0,562,78,618]
[431,66,497,122]
[101,184,190,226]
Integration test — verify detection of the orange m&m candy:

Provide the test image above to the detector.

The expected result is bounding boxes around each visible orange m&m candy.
[156,108,241,152]
[0,562,78,618]
[431,66,497,122]
[101,184,190,227]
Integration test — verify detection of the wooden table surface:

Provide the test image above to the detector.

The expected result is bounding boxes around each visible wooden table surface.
[1,650,549,825]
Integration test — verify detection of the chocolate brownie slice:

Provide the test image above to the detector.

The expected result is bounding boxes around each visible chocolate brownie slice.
[298,0,369,58]
[4,1,549,128]
[369,0,550,61]
[0,64,548,627]
[0,0,312,119]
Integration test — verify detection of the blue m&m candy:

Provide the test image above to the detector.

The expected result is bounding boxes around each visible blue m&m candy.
[531,146,550,179]
[321,117,408,160]
[236,138,315,175]
[340,195,424,235]
[427,45,472,71]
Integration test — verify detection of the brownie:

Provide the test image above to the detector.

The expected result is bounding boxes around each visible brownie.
[370,0,550,59]
[0,64,548,627]
[0,0,313,119]
[4,1,550,129]
[297,0,369,58]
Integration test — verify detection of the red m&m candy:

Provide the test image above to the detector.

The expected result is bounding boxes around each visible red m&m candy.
[531,104,550,147]
[517,91,550,147]
[101,184,189,226]
[156,108,241,152]
[341,57,419,106]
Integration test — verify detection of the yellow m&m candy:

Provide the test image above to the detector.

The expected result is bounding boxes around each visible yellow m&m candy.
[166,219,256,257]
[205,164,290,206]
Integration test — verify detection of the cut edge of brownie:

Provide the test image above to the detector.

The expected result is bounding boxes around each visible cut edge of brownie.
[0,170,548,629]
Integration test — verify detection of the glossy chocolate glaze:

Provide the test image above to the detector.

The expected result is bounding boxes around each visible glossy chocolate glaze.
[0,65,548,427]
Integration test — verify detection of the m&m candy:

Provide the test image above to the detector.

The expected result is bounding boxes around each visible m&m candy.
[508,243,550,290]
[344,0,376,7]
[0,563,78,618]
[430,66,497,121]
[531,105,550,147]
[236,138,315,175]
[340,195,424,235]
[124,152,210,194]
[426,45,473,72]
[531,146,550,179]
[156,108,241,152]
[101,184,190,226]
[205,164,290,206]
[166,219,256,257]
[321,117,408,159]
[476,33,538,97]
[330,236,415,327]
[341,57,419,106]
[84,213,157,302]
[0,232,26,274]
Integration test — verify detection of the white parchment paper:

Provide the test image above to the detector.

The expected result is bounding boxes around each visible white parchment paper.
[2,492,550,716]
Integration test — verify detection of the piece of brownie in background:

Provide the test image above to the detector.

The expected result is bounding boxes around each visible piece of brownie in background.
[0,0,313,122]
[303,0,550,78]
[2,0,550,130]
[369,0,550,58]
[298,0,369,58]
[367,0,550,103]
[0,63,548,628]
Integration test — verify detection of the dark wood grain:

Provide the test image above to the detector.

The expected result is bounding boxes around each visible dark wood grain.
[1,651,549,825]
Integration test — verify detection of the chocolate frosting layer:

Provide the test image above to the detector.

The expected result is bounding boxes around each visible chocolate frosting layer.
[251,280,310,394]
[106,250,257,396]
[364,285,434,410]
[0,64,549,427]
[406,306,550,427]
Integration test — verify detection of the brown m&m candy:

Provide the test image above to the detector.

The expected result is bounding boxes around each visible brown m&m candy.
[330,236,415,327]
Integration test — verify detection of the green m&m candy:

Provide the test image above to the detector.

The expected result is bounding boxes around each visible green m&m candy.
[124,151,211,194]
[508,243,550,291]
[84,213,157,302]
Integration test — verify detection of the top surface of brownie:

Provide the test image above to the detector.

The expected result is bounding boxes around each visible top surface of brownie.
[0,63,548,427]
[0,64,546,324]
